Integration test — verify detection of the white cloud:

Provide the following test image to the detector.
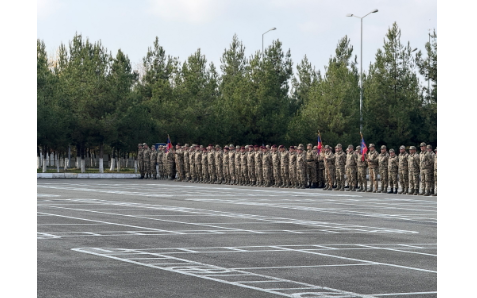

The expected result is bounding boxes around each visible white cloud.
[147,0,226,24]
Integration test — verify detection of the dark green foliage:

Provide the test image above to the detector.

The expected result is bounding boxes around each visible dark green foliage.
[37,25,437,155]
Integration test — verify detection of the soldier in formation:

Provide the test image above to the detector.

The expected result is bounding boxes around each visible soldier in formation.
[135,140,436,195]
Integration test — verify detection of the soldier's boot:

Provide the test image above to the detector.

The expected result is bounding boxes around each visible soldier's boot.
[394,188,397,194]
[153,174,157,180]
[387,188,393,194]
[363,185,367,192]
[430,188,435,195]
[404,188,409,194]
[300,183,305,189]
[419,189,426,195]
[433,189,437,196]
[414,189,419,195]
[398,187,404,194]
[424,189,430,196]
[333,183,340,191]
[346,185,351,191]
[323,184,329,190]
[340,184,345,191]
[367,186,373,192]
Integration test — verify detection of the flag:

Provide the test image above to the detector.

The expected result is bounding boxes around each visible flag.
[166,135,172,153]
[360,134,367,161]
[317,134,322,155]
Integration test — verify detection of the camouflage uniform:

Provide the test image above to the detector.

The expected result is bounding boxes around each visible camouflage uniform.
[367,145,379,192]
[166,149,175,180]
[279,146,289,188]
[150,146,158,179]
[334,145,346,191]
[240,147,248,185]
[215,145,223,184]
[271,147,281,187]
[398,146,409,194]
[157,146,165,179]
[262,148,272,187]
[378,145,389,193]
[345,146,358,191]
[296,146,306,189]
[323,146,335,190]
[201,149,209,182]
[174,146,183,181]
[234,146,241,185]
[419,143,433,196]
[195,147,203,182]
[408,147,420,195]
[189,146,196,182]
[228,145,235,185]
[247,147,255,185]
[288,148,297,187]
[143,145,151,178]
[255,148,263,186]
[207,147,216,184]
[162,148,168,178]
[356,147,368,192]
[305,144,317,188]
[223,147,230,184]
[317,151,325,188]
[427,145,435,195]
[183,145,190,181]
[388,149,399,193]
[138,144,144,179]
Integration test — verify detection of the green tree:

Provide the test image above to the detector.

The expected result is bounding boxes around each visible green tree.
[363,23,423,149]
[289,36,360,146]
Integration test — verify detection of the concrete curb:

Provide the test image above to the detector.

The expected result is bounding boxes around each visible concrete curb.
[37,173,140,179]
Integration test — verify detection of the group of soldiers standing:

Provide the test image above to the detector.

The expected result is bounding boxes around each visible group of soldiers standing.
[136,141,437,196]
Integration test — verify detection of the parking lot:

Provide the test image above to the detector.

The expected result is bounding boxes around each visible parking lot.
[37,180,437,297]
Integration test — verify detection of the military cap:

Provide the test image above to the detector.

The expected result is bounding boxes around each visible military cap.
[313,146,317,150]
[229,144,234,148]
[399,145,406,150]
[298,143,304,147]
[279,145,284,148]
[324,145,330,149]
[199,145,203,148]
[244,145,249,149]
[369,143,375,148]
[235,145,239,149]
[307,143,312,147]
[381,145,386,149]
[138,143,143,146]
[356,145,361,149]
[289,146,295,149]
[143,143,147,146]
[159,145,163,148]
[266,145,270,149]
[426,144,433,149]
[215,144,220,148]
[348,144,354,149]
[254,145,259,148]
[184,143,189,147]
[224,146,229,149]
[297,145,304,150]
[420,142,427,147]
[389,149,395,153]
[409,146,416,150]
[271,144,277,148]
[239,146,244,150]
[336,143,342,148]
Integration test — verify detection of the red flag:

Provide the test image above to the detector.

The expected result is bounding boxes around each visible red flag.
[360,135,367,161]
[166,135,172,153]
[317,135,322,155]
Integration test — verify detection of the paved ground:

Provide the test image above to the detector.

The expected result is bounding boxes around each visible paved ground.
[37,180,437,298]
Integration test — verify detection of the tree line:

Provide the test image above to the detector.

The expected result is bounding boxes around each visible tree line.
[37,22,437,172]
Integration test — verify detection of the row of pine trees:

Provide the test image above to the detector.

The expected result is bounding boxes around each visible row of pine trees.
[37,22,437,170]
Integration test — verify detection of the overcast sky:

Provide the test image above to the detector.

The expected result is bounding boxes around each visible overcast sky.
[37,0,437,77]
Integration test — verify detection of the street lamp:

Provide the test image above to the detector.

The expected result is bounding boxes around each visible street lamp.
[262,27,277,53]
[347,9,378,133]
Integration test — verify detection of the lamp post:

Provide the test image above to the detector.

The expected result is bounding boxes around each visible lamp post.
[262,27,277,53]
[347,9,378,134]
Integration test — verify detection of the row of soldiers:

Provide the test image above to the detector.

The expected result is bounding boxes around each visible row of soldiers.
[137,141,437,196]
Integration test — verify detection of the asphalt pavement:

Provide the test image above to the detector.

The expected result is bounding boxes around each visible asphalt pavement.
[37,179,437,298]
